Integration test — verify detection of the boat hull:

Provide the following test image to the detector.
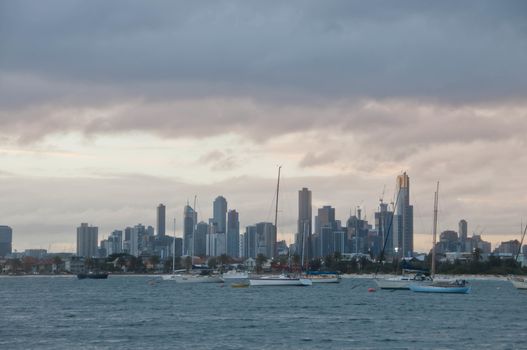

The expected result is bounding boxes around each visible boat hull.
[77,273,108,279]
[309,276,341,284]
[161,274,223,283]
[409,284,470,294]
[510,278,527,290]
[375,278,413,290]
[249,277,312,286]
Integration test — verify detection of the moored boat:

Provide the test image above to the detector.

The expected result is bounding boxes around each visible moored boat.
[77,272,109,279]
[249,274,312,286]
[164,274,223,283]
[306,271,341,284]
[409,279,470,294]
[375,271,432,290]
[509,276,527,290]
[408,182,469,294]
[221,270,249,282]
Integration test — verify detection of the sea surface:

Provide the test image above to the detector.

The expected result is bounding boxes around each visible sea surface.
[1,276,526,349]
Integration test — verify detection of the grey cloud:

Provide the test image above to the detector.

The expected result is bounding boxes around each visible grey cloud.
[1,0,527,108]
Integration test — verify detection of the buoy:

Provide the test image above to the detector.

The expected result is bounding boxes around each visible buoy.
[368,287,376,292]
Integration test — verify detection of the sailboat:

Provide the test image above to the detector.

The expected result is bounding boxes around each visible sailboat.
[249,166,312,287]
[409,182,470,294]
[161,216,223,283]
[508,222,527,289]
[374,183,432,290]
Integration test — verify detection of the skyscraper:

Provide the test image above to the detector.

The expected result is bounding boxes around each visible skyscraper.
[243,225,257,259]
[296,187,312,258]
[375,203,394,257]
[76,223,98,258]
[459,219,468,251]
[0,225,13,257]
[157,204,166,236]
[183,205,197,255]
[213,196,227,234]
[227,209,240,258]
[394,172,414,257]
[256,222,276,259]
[194,221,208,256]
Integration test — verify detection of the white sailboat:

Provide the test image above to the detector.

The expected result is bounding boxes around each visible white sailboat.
[409,182,470,294]
[249,166,312,287]
[161,215,222,283]
[374,270,431,290]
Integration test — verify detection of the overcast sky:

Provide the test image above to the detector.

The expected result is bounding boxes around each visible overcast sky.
[1,0,526,252]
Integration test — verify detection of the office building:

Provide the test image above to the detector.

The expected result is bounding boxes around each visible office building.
[459,219,468,251]
[227,209,240,258]
[0,225,13,257]
[213,196,227,234]
[76,223,98,258]
[242,225,257,259]
[194,221,208,256]
[157,204,166,236]
[296,188,312,258]
[393,172,414,257]
[183,205,197,255]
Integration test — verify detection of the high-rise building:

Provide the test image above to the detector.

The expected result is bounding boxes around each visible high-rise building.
[213,196,227,233]
[242,225,257,259]
[296,187,312,259]
[206,222,226,257]
[194,221,208,256]
[375,203,394,257]
[394,172,414,257]
[76,223,98,258]
[157,204,166,236]
[459,219,468,251]
[108,230,123,255]
[183,205,197,255]
[227,209,240,258]
[315,206,336,234]
[0,225,13,257]
[130,224,146,257]
[256,222,276,259]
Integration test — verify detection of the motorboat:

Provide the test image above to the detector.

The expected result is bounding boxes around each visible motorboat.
[77,272,109,279]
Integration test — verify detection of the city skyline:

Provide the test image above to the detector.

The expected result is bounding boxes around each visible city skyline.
[1,1,526,252]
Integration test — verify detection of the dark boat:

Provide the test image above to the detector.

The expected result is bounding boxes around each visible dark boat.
[77,272,109,279]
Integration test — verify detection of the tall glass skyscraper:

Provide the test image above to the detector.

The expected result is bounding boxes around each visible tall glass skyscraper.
[156,204,166,236]
[213,196,227,233]
[227,209,240,258]
[296,187,312,258]
[0,225,12,257]
[394,172,414,257]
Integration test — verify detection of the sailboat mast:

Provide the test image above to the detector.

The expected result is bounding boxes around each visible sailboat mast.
[192,195,197,263]
[431,182,439,278]
[302,221,307,271]
[515,220,527,262]
[274,166,281,260]
[172,218,176,274]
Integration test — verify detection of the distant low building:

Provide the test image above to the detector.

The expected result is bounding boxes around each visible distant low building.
[65,256,85,274]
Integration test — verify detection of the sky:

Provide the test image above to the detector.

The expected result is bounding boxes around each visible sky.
[1,0,527,253]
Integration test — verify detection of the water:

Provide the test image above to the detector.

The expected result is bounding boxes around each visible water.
[1,276,526,349]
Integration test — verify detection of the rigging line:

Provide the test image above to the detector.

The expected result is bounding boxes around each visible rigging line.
[266,180,277,223]
[515,219,527,262]
[375,186,402,276]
